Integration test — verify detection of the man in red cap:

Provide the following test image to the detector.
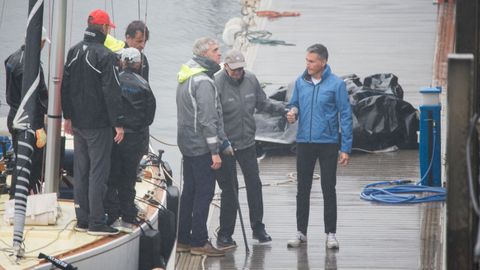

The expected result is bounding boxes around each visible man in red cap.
[61,9,124,236]
[88,9,116,29]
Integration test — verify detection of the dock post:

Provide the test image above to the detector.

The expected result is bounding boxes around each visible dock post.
[419,87,442,186]
[446,54,476,270]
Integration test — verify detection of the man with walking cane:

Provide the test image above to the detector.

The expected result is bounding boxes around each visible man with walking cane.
[215,49,285,250]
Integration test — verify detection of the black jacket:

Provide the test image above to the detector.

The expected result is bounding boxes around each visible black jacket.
[4,45,48,133]
[119,68,156,132]
[61,27,124,128]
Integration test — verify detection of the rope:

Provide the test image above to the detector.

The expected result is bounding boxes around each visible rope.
[0,0,6,29]
[235,0,296,48]
[144,0,148,25]
[68,0,74,49]
[109,0,115,36]
[149,134,177,147]
[46,0,53,92]
[137,0,140,19]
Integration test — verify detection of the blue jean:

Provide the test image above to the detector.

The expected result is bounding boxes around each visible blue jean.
[178,153,215,247]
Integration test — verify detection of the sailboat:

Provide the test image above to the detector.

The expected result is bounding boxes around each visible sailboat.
[0,1,177,269]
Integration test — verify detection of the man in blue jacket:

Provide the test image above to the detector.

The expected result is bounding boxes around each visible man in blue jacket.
[286,44,352,249]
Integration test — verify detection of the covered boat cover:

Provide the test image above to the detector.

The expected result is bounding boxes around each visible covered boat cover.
[254,73,419,152]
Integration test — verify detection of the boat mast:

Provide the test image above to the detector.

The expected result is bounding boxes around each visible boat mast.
[12,0,43,256]
[44,0,67,193]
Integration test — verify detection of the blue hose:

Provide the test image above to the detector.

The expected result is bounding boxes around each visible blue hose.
[360,124,446,204]
[360,179,446,204]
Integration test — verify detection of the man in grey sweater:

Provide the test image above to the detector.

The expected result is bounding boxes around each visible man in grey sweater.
[215,50,285,249]
[176,37,225,257]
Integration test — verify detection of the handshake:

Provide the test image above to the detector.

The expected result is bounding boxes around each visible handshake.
[220,140,234,156]
[285,107,298,124]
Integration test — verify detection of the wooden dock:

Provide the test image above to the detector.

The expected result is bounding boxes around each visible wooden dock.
[174,0,454,269]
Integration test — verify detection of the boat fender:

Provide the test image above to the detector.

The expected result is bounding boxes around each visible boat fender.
[166,185,179,221]
[139,222,166,270]
[157,207,176,263]
[222,17,245,46]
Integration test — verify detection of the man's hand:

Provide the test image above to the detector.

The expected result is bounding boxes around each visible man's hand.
[338,152,349,166]
[64,119,72,135]
[220,140,234,156]
[114,127,124,144]
[35,128,46,148]
[286,107,298,124]
[211,154,222,170]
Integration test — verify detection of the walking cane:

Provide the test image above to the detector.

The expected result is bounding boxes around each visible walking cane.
[227,154,250,254]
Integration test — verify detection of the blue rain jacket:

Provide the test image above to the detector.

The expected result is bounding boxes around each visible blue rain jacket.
[288,64,353,153]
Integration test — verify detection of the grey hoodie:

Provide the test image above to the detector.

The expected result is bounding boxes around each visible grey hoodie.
[176,56,224,156]
[215,69,285,150]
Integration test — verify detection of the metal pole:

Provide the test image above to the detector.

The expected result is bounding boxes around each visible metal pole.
[227,155,249,254]
[446,53,476,270]
[44,0,67,193]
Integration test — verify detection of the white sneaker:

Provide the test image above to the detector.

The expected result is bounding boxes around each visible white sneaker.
[111,218,122,229]
[326,233,339,249]
[112,218,134,233]
[287,231,307,248]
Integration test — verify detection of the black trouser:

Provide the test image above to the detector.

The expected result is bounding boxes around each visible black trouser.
[9,130,44,198]
[178,153,216,247]
[296,143,338,235]
[73,127,113,227]
[105,131,148,224]
[216,145,265,237]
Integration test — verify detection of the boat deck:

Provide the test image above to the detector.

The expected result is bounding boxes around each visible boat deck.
[0,167,166,270]
[173,0,453,269]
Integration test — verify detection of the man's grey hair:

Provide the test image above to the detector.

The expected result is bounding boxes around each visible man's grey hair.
[192,37,218,56]
[307,44,328,61]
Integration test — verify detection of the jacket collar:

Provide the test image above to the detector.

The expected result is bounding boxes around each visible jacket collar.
[302,64,332,83]
[192,55,220,78]
[83,27,107,44]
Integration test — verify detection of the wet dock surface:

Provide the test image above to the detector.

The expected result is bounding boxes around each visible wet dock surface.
[174,0,447,269]
[175,150,444,269]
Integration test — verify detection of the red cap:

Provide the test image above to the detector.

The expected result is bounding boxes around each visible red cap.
[88,9,116,28]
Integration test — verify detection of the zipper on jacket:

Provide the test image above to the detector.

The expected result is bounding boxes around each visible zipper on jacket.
[239,85,245,146]
[309,83,316,141]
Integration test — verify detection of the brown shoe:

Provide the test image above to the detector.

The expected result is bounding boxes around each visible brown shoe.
[190,241,225,257]
[176,242,191,253]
